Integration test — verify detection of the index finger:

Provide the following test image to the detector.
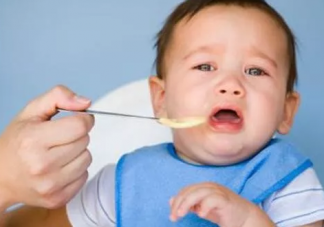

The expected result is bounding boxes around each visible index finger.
[19,85,91,121]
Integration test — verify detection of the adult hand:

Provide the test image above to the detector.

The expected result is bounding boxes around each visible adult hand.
[0,85,94,213]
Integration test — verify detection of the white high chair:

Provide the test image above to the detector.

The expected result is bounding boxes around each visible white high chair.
[87,78,172,179]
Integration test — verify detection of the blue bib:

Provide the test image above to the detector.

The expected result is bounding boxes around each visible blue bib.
[115,139,312,227]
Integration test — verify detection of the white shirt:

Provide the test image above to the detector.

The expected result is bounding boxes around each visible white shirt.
[67,165,324,227]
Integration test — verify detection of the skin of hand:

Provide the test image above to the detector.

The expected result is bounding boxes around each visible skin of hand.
[0,85,94,213]
[169,182,275,227]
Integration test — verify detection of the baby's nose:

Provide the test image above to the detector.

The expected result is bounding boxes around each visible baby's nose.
[217,80,245,98]
[218,88,243,96]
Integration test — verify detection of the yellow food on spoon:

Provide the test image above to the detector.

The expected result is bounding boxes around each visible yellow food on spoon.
[158,117,206,129]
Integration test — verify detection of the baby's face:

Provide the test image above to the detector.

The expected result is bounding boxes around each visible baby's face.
[150,5,299,165]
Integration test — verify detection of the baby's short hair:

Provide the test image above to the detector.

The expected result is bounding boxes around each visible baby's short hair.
[154,0,297,93]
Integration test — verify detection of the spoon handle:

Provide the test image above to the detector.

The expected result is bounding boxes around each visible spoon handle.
[57,108,158,120]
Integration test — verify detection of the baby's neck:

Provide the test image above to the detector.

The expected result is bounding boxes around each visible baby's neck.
[175,150,205,165]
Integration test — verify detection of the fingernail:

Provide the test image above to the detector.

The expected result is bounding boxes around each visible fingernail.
[74,95,91,104]
[177,209,185,217]
[169,214,176,222]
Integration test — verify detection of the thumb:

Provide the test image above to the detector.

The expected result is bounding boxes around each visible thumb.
[19,85,91,121]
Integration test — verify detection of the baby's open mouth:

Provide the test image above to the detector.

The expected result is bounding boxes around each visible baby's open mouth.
[212,109,241,123]
[208,107,243,132]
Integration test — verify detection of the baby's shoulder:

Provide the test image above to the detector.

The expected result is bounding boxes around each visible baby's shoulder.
[262,168,324,226]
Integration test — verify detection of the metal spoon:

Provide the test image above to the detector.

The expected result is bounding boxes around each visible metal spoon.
[57,108,206,129]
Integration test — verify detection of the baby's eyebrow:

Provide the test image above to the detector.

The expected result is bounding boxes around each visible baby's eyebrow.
[247,46,278,69]
[182,44,225,61]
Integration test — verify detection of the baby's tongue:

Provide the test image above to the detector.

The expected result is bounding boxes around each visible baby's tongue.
[214,110,240,123]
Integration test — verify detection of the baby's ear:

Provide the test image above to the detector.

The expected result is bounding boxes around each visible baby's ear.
[277,91,300,134]
[148,76,166,118]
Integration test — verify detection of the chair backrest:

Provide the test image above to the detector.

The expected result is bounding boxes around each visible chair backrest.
[87,79,172,179]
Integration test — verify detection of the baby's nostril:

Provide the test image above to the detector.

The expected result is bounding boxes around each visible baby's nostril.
[234,91,240,95]
[220,89,226,94]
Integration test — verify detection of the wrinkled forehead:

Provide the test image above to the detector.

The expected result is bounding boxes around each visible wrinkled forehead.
[165,5,290,72]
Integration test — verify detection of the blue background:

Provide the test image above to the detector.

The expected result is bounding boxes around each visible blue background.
[1,0,323,182]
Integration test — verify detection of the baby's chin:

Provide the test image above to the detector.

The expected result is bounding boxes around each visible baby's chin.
[174,130,263,165]
[193,138,256,166]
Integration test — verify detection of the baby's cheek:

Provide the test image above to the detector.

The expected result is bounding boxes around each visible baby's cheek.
[263,93,285,124]
[166,95,200,117]
[246,95,280,136]
[182,92,209,114]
